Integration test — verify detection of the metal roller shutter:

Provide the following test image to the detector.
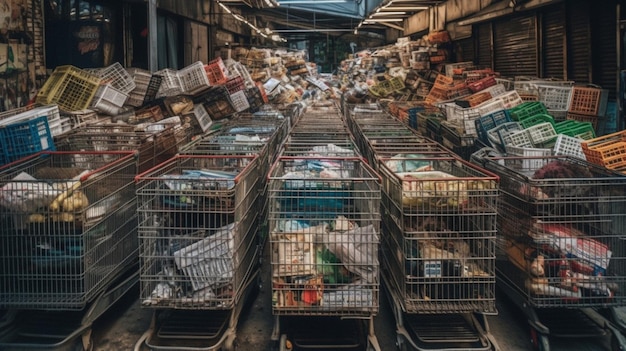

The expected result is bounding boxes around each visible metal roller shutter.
[541,4,566,79]
[493,14,538,78]
[566,0,591,83]
[591,1,618,99]
[476,22,492,69]
[456,37,475,63]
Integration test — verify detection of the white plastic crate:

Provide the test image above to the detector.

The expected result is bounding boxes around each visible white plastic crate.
[475,99,507,117]
[95,62,136,94]
[442,103,481,123]
[536,85,573,111]
[192,103,212,133]
[155,68,183,98]
[230,90,250,112]
[502,128,534,148]
[482,83,507,97]
[487,122,524,147]
[506,145,552,170]
[493,90,523,109]
[494,78,514,91]
[227,61,255,89]
[553,134,586,159]
[525,122,558,146]
[178,61,211,95]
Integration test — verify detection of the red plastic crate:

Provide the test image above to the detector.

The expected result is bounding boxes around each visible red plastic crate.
[204,57,228,85]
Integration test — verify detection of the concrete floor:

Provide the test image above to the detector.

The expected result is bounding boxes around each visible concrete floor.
[90,258,615,351]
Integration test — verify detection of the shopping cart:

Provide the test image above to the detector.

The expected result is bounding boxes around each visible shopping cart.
[267,102,383,351]
[344,104,501,351]
[268,156,382,351]
[0,150,138,351]
[134,154,263,351]
[472,152,626,351]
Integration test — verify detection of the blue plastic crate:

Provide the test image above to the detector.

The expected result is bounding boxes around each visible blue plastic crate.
[0,116,56,165]
[475,109,512,145]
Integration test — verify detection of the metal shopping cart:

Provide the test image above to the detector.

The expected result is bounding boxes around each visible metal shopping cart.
[267,102,382,351]
[134,154,263,351]
[0,151,138,351]
[267,156,382,351]
[472,152,626,351]
[343,104,501,351]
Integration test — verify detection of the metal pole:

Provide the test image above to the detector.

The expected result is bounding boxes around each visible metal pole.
[148,0,158,71]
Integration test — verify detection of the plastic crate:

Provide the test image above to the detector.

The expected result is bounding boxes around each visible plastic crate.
[553,134,586,159]
[0,116,55,165]
[94,62,136,94]
[224,76,245,94]
[458,91,492,108]
[493,90,523,109]
[441,103,480,123]
[582,140,626,170]
[536,84,573,110]
[482,83,507,97]
[494,78,514,91]
[467,75,497,93]
[178,61,211,95]
[581,130,626,154]
[475,109,512,143]
[92,84,128,109]
[244,86,265,112]
[568,86,603,115]
[474,99,507,117]
[554,120,596,140]
[154,68,183,98]
[508,101,548,121]
[547,109,568,121]
[566,111,599,129]
[525,122,558,147]
[229,90,250,112]
[486,122,524,149]
[205,57,229,85]
[36,65,102,111]
[519,113,555,129]
[501,126,533,148]
[227,61,255,89]
[505,145,552,169]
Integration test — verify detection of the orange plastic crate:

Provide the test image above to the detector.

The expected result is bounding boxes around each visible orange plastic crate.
[569,86,602,115]
[581,130,626,168]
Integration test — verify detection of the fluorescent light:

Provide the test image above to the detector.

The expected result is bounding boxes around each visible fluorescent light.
[380,6,428,10]
[372,11,406,15]
[280,0,347,3]
[365,18,403,22]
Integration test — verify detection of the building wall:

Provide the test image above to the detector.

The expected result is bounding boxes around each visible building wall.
[0,0,45,110]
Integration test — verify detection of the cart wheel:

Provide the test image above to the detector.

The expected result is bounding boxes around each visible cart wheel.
[529,327,550,351]
[223,334,237,351]
[396,335,409,351]
[72,334,93,351]
[279,334,293,351]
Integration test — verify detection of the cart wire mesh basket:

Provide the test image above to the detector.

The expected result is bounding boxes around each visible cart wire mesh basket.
[136,155,262,310]
[474,154,626,309]
[268,156,381,316]
[378,156,499,314]
[0,151,138,310]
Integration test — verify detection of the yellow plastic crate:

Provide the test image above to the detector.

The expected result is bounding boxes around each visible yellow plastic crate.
[36,65,102,111]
